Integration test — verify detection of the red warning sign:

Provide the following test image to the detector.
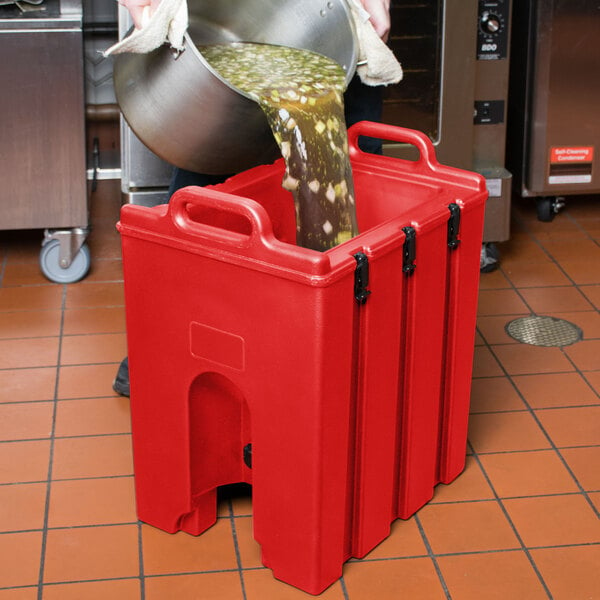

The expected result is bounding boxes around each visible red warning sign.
[550,146,594,163]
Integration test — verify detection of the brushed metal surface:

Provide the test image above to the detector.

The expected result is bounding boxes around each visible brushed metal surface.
[510,0,600,196]
[113,0,357,174]
[0,23,87,230]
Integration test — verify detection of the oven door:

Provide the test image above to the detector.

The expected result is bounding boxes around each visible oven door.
[382,0,479,170]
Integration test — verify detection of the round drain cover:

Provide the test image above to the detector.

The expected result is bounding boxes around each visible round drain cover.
[505,316,582,347]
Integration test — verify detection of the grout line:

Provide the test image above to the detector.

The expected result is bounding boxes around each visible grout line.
[339,575,351,600]
[36,284,67,600]
[478,338,600,518]
[413,514,453,600]
[227,499,248,600]
[137,521,146,600]
[467,442,555,600]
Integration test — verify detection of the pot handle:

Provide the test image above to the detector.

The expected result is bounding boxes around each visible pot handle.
[169,186,332,275]
[348,121,439,171]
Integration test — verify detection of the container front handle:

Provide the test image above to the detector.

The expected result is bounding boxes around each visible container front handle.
[168,186,332,275]
[170,186,276,252]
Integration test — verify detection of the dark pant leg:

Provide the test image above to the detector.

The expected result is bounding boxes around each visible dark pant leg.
[344,75,384,155]
[167,169,233,201]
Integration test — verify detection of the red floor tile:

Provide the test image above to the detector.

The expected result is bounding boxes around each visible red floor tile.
[83,259,124,283]
[62,306,126,335]
[511,372,599,408]
[503,494,600,547]
[0,531,43,588]
[51,435,134,480]
[502,260,571,288]
[54,397,131,437]
[43,524,139,583]
[535,406,600,447]
[57,363,122,399]
[0,440,50,484]
[42,579,141,600]
[0,310,62,339]
[142,520,239,575]
[581,284,600,309]
[343,557,446,600]
[560,446,600,491]
[0,338,59,370]
[65,282,124,309]
[468,411,551,453]
[0,286,63,312]
[59,333,127,366]
[437,551,548,600]
[585,370,600,394]
[564,338,600,371]
[0,482,47,532]
[477,289,530,316]
[418,501,519,554]
[232,516,263,569]
[531,545,600,600]
[496,239,552,265]
[477,269,511,290]
[358,516,427,560]
[491,343,575,375]
[469,377,526,413]
[145,573,243,600]
[518,286,594,313]
[48,476,137,527]
[478,450,580,497]
[0,587,39,599]
[0,402,53,441]
[0,368,56,403]
[560,260,600,285]
[430,456,494,503]
[471,346,504,378]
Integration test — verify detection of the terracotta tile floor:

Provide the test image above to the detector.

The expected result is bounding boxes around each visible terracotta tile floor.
[0,181,598,599]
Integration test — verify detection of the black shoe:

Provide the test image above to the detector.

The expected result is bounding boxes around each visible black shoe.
[113,357,130,397]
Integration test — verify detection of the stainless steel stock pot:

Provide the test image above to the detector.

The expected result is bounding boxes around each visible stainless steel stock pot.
[113,0,357,174]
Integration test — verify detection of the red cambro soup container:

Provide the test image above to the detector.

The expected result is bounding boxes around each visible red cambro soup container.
[117,123,488,595]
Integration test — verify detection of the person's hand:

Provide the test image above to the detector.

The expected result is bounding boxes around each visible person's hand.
[118,0,161,29]
[360,0,391,42]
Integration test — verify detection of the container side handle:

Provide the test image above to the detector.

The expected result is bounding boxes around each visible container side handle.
[348,121,439,170]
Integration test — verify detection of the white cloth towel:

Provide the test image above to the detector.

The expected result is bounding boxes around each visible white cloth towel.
[103,0,188,56]
[349,0,403,86]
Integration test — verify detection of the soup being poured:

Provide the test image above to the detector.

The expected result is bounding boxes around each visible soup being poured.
[200,42,358,252]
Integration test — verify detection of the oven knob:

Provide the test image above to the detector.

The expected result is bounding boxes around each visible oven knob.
[481,12,501,34]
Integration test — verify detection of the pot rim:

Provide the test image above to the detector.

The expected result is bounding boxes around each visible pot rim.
[185,37,358,101]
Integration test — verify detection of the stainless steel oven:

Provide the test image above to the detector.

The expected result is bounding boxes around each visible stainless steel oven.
[383,0,513,243]
[507,0,600,221]
[119,0,513,243]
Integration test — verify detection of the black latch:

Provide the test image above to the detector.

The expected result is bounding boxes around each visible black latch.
[402,227,416,275]
[447,203,461,249]
[243,443,252,469]
[353,252,371,304]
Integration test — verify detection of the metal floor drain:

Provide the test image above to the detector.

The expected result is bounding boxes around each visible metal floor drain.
[505,315,582,347]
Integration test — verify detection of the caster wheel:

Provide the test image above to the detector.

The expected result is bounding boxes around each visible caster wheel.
[39,240,91,283]
[536,196,565,222]
[480,242,500,273]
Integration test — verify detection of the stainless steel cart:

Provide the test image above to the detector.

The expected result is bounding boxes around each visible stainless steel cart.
[0,0,90,282]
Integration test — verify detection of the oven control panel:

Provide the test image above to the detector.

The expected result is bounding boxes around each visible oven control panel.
[477,0,509,60]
